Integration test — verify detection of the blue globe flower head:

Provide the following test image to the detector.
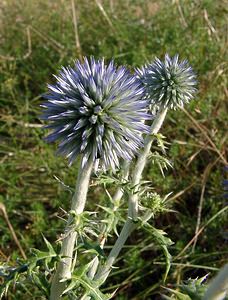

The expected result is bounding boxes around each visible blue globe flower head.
[136,54,197,110]
[41,57,151,169]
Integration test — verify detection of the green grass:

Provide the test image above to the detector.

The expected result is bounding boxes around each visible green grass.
[0,0,227,299]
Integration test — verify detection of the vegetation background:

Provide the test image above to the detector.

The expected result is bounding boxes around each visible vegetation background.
[0,0,227,299]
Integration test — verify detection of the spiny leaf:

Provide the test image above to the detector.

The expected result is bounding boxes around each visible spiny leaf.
[149,151,173,177]
[152,133,170,154]
[30,273,50,297]
[63,274,112,300]
[162,287,191,300]
[42,235,56,256]
[82,241,105,257]
[162,275,208,300]
[62,280,79,295]
[140,221,173,282]
[76,276,112,300]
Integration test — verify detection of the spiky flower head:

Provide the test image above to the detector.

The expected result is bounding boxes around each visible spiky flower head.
[136,54,197,110]
[41,57,150,169]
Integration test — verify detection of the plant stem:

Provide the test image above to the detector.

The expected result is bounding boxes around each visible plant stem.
[202,264,228,300]
[94,106,168,285]
[128,106,168,220]
[86,160,130,280]
[112,160,131,202]
[50,156,94,300]
[94,218,135,284]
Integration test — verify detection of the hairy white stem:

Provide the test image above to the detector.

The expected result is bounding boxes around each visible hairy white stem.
[202,264,228,300]
[112,160,131,202]
[50,157,94,300]
[128,106,168,220]
[86,160,130,282]
[94,106,168,285]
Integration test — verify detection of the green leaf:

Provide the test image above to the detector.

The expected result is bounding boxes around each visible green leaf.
[140,221,173,282]
[0,237,58,299]
[149,151,173,177]
[62,280,79,295]
[31,273,50,297]
[163,287,191,300]
[42,235,56,256]
[63,275,112,300]
[82,241,105,257]
[76,276,112,300]
[152,133,170,154]
[162,275,209,300]
[63,264,113,299]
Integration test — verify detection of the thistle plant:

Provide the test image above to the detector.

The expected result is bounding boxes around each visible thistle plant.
[41,57,150,299]
[94,54,197,286]
[0,55,198,300]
